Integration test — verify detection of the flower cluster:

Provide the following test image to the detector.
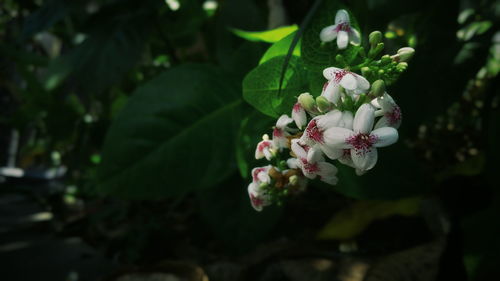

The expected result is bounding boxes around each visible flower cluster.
[247,9,412,211]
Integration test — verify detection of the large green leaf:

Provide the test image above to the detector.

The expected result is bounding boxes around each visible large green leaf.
[243,55,308,118]
[259,31,301,64]
[97,64,242,199]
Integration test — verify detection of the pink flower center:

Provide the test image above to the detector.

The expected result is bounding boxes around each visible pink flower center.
[250,193,264,207]
[301,158,319,174]
[335,22,351,32]
[305,119,324,144]
[252,167,267,182]
[346,133,378,155]
[333,69,348,83]
[273,127,283,138]
[258,141,271,152]
[386,106,402,125]
[293,103,302,113]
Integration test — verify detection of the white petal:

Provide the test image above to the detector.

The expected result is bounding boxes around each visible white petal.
[319,25,338,42]
[307,146,324,163]
[338,151,355,168]
[321,81,341,104]
[323,67,342,80]
[273,135,288,150]
[372,127,398,147]
[354,74,370,91]
[374,116,391,129]
[248,182,259,193]
[353,103,375,134]
[276,114,293,129]
[339,73,357,90]
[351,147,378,171]
[340,111,354,129]
[317,109,342,129]
[292,103,307,129]
[349,28,361,45]
[287,158,300,169]
[371,98,381,108]
[355,169,367,176]
[337,30,349,49]
[323,127,354,149]
[257,171,270,184]
[263,148,273,160]
[318,161,338,176]
[335,9,350,24]
[291,139,307,159]
[319,144,343,160]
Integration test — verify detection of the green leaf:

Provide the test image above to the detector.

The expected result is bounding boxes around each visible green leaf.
[231,25,298,43]
[318,197,421,240]
[21,0,68,40]
[243,55,308,118]
[259,31,301,64]
[98,64,242,199]
[301,3,362,71]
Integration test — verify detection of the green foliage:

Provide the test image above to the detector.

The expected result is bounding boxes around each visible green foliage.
[243,56,308,118]
[98,64,242,199]
[259,31,301,64]
[231,25,298,43]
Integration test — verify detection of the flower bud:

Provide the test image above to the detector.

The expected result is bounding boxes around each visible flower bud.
[369,31,382,48]
[289,175,298,186]
[298,92,316,112]
[380,55,392,64]
[396,47,415,62]
[396,62,408,71]
[370,80,385,97]
[361,66,371,77]
[316,96,331,112]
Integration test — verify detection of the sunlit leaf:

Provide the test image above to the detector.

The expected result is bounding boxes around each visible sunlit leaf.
[231,25,298,43]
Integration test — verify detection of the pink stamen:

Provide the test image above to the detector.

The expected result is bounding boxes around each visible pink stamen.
[346,133,378,155]
[333,69,348,83]
[305,119,324,144]
[293,103,302,112]
[250,193,263,207]
[252,167,267,182]
[335,22,351,32]
[258,141,271,152]
[386,106,402,125]
[273,127,283,138]
[301,158,320,174]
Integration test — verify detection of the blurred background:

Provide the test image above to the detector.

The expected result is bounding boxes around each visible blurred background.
[0,0,499,280]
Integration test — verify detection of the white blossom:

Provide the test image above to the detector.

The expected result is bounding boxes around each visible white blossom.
[319,9,361,49]
[321,67,370,103]
[371,93,402,129]
[288,139,338,185]
[272,114,294,150]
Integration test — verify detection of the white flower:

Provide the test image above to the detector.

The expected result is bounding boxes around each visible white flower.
[248,165,272,211]
[292,102,307,129]
[288,140,338,185]
[299,109,354,159]
[255,134,275,160]
[248,182,271,211]
[321,67,370,103]
[371,93,402,129]
[323,103,399,172]
[273,114,294,150]
[319,9,361,49]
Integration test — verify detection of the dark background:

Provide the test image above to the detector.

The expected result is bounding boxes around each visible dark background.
[0,0,499,280]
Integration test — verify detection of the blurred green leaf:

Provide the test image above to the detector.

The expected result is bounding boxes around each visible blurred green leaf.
[21,0,69,40]
[231,24,298,43]
[243,55,308,118]
[259,31,301,64]
[318,197,421,240]
[98,64,242,199]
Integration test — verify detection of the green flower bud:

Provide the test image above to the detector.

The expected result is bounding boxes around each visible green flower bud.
[316,96,331,112]
[370,80,385,97]
[369,31,382,48]
[298,92,316,112]
[335,54,346,65]
[397,47,415,62]
[289,175,298,186]
[361,66,372,77]
[396,62,408,71]
[381,55,392,64]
